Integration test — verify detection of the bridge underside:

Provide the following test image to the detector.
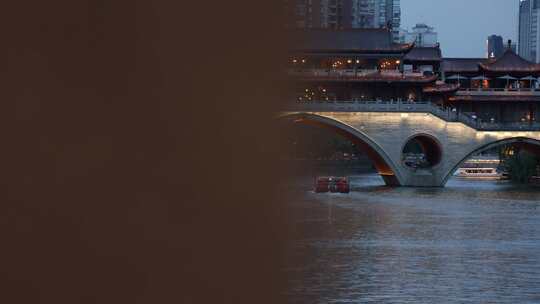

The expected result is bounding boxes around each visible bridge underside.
[283,114,403,186]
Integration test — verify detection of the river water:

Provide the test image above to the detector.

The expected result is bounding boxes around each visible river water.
[284,174,540,303]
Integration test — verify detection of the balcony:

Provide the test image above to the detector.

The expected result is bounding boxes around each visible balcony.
[287,69,429,80]
[288,68,378,77]
[457,88,540,96]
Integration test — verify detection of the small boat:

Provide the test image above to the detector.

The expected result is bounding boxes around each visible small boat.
[455,167,502,179]
[315,176,350,193]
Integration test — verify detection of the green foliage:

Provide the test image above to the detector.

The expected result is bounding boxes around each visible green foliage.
[504,151,539,184]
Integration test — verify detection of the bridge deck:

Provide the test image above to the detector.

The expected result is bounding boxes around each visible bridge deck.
[285,100,540,131]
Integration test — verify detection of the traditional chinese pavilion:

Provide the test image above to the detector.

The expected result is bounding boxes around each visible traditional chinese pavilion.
[443,44,540,124]
[403,46,442,74]
[288,29,454,103]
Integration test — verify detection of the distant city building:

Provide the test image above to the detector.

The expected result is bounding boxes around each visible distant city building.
[357,0,400,31]
[511,42,517,53]
[286,0,400,40]
[357,0,401,36]
[400,23,438,47]
[351,0,401,36]
[387,0,401,36]
[284,0,327,29]
[518,0,540,63]
[487,35,504,58]
[284,0,357,29]
[351,0,377,28]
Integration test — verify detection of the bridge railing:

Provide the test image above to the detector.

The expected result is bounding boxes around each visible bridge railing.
[286,68,429,80]
[287,100,449,115]
[474,121,540,131]
[285,100,540,131]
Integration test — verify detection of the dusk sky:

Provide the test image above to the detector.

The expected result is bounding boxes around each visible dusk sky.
[401,0,519,58]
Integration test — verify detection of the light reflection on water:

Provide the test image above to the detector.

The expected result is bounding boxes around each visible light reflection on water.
[285,174,540,303]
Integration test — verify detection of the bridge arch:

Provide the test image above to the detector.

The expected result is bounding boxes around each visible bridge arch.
[401,133,444,169]
[278,113,405,186]
[442,137,540,186]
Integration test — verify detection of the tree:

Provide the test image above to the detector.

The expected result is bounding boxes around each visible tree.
[504,150,539,184]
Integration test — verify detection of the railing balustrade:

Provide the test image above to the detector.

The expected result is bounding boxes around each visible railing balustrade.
[458,87,540,91]
[285,99,540,131]
[457,87,540,95]
[287,68,426,79]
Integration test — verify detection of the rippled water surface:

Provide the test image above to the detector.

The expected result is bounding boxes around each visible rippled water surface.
[285,175,540,303]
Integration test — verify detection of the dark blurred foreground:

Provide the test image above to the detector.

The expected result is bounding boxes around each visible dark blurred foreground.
[0,1,291,303]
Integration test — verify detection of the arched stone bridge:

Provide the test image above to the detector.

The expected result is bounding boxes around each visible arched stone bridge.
[281,101,540,187]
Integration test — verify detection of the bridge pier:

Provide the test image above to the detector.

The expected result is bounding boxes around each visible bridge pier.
[380,174,402,187]
[398,169,446,187]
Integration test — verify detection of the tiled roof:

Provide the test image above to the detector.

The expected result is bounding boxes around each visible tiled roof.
[442,58,489,73]
[404,47,442,62]
[289,29,413,53]
[479,49,540,73]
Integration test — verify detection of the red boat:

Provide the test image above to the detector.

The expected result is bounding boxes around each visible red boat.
[314,176,350,193]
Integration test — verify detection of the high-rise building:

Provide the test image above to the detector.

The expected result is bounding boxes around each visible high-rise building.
[363,0,400,40]
[518,0,540,63]
[284,0,353,29]
[400,23,438,47]
[351,0,376,28]
[284,0,351,29]
[387,0,401,38]
[319,0,353,29]
[284,0,320,29]
[286,0,400,39]
[511,42,518,53]
[487,35,504,58]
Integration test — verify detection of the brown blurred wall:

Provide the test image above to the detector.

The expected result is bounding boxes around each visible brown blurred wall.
[0,1,290,303]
